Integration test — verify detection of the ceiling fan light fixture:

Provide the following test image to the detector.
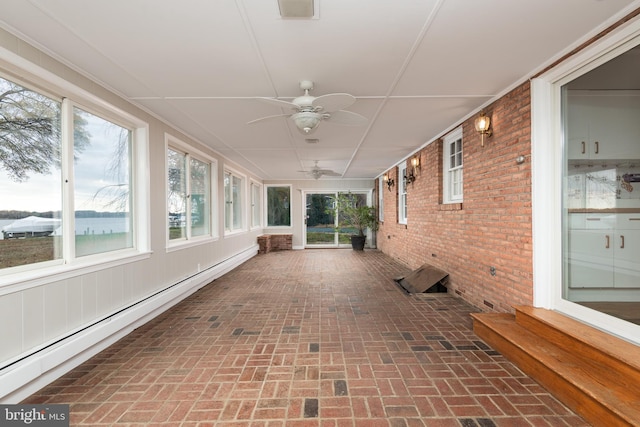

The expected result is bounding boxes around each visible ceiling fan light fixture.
[292,111,321,134]
[278,0,316,18]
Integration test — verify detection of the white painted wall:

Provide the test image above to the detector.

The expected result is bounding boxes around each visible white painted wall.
[0,28,262,402]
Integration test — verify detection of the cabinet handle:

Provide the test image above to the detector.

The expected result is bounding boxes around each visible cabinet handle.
[594,141,599,154]
[620,235,625,249]
[605,235,610,249]
[629,218,640,221]
[581,141,586,154]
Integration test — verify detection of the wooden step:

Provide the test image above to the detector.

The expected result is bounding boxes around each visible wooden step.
[514,306,640,391]
[471,310,640,427]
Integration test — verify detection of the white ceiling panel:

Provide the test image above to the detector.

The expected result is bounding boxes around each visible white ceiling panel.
[0,0,637,180]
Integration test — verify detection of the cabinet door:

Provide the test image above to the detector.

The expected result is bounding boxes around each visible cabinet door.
[566,96,590,159]
[585,94,640,159]
[614,230,640,288]
[568,229,614,288]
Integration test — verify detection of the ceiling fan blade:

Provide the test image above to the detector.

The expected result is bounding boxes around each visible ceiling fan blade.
[257,97,300,110]
[247,113,291,125]
[326,110,367,126]
[312,93,355,112]
[318,170,340,176]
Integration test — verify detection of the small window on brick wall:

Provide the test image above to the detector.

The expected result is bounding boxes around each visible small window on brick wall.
[442,127,463,204]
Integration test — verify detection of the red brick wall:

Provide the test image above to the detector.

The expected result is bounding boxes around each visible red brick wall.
[377,82,532,313]
[258,234,292,254]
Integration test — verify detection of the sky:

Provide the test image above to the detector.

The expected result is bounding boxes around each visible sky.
[1,112,129,213]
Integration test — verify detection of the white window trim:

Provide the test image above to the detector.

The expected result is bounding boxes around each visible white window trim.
[223,166,247,236]
[442,127,463,204]
[165,134,218,251]
[264,184,293,229]
[0,49,151,288]
[531,19,640,345]
[398,163,407,224]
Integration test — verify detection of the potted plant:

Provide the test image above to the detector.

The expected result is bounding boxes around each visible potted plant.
[329,193,379,250]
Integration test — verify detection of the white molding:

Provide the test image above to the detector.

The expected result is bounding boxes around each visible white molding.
[0,245,257,403]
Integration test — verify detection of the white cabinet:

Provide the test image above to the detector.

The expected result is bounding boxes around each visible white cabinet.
[567,214,640,289]
[566,91,640,160]
[614,214,640,288]
[568,229,613,288]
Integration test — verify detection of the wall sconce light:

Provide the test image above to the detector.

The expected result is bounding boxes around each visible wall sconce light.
[404,155,420,186]
[384,173,395,191]
[474,111,492,147]
[411,155,420,175]
[405,171,416,185]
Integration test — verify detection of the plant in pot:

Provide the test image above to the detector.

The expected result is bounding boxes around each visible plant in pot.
[329,193,379,251]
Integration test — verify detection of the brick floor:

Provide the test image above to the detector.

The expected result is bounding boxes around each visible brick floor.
[23,249,589,426]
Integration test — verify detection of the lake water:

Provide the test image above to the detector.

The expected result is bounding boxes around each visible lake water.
[0,218,130,239]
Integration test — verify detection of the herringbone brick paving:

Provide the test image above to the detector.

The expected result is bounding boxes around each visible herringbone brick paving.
[24,249,588,426]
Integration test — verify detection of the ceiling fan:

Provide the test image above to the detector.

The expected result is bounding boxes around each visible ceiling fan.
[248,80,367,134]
[299,161,341,180]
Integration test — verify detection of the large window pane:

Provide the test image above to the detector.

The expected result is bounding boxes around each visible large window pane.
[251,183,261,227]
[232,175,242,230]
[224,171,244,232]
[73,108,132,257]
[168,148,187,240]
[0,77,63,269]
[190,157,209,237]
[267,186,291,226]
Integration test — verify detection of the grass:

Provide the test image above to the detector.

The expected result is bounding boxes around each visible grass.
[0,233,131,269]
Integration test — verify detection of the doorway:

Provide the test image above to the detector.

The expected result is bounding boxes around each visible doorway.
[304,191,369,248]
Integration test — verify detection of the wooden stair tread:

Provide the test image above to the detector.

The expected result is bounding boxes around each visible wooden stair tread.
[514,305,640,372]
[471,312,640,424]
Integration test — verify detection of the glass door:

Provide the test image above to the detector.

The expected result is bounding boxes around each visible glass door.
[304,192,371,248]
[305,192,338,247]
[561,44,640,327]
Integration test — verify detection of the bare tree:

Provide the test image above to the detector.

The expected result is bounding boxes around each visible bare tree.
[0,78,90,182]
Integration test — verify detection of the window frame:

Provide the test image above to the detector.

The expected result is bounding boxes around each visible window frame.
[443,127,463,204]
[398,162,407,224]
[250,180,262,230]
[0,56,150,286]
[531,21,640,346]
[265,184,293,228]
[223,167,246,235]
[165,134,217,250]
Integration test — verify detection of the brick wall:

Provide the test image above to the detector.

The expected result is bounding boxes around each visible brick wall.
[258,234,292,254]
[377,82,532,313]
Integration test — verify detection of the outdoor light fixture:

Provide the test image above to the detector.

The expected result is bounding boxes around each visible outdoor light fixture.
[411,155,420,176]
[474,110,492,147]
[405,155,420,185]
[384,173,395,191]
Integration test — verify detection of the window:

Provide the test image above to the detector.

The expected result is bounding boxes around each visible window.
[378,176,384,222]
[398,162,407,224]
[443,127,463,203]
[74,107,133,257]
[224,170,244,232]
[266,185,291,227]
[167,138,212,243]
[0,73,148,274]
[251,181,261,228]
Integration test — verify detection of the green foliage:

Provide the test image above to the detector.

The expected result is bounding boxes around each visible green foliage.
[267,186,291,226]
[328,193,378,237]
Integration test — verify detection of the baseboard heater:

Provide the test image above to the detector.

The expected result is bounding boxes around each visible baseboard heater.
[394,263,448,293]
